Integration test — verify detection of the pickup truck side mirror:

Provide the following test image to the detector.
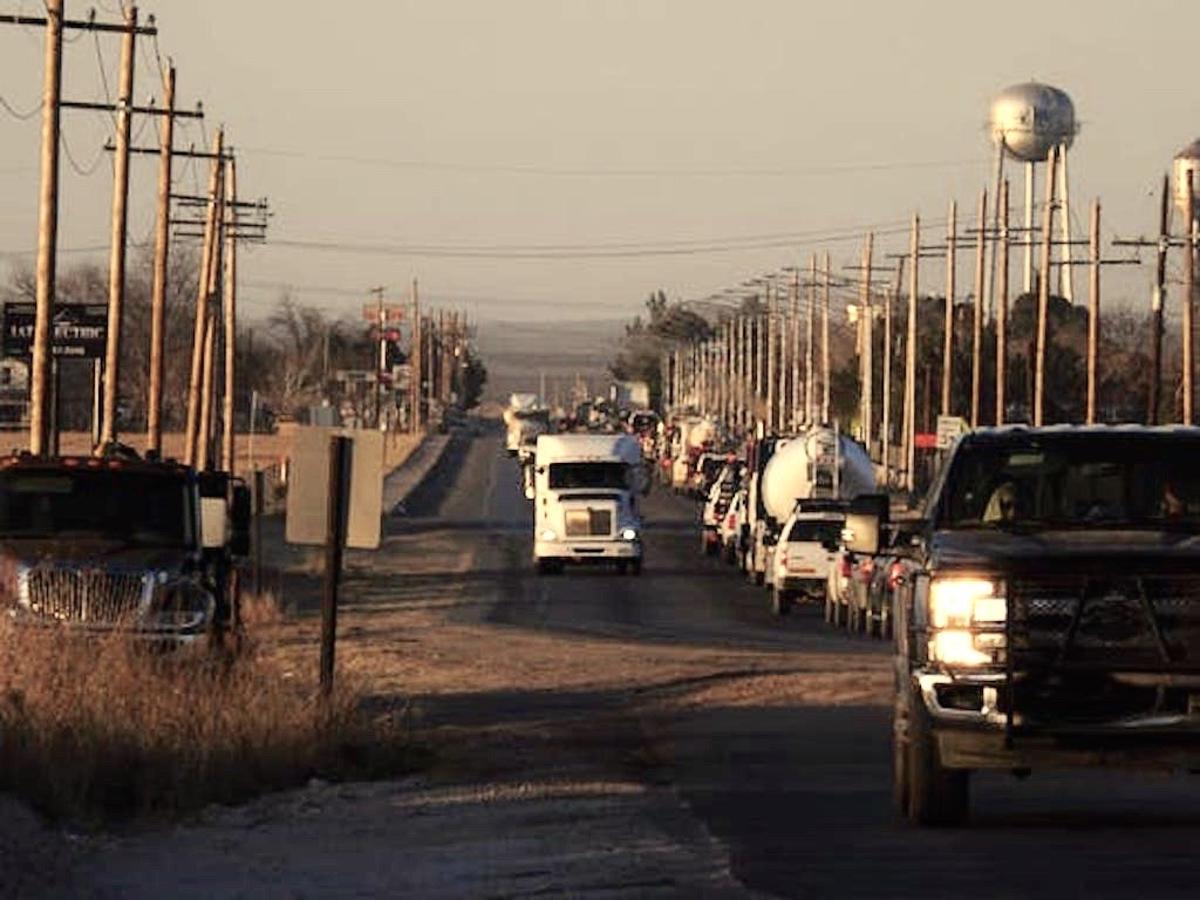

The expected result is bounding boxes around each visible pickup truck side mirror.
[229,483,252,558]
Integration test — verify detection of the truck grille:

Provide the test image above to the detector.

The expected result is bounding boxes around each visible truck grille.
[1010,575,1200,669]
[1008,575,1200,724]
[24,567,147,625]
[564,508,612,538]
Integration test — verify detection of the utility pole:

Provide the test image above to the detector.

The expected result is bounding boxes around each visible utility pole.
[1151,175,1169,425]
[904,215,919,494]
[971,188,988,427]
[1086,199,1101,425]
[805,255,815,425]
[99,2,138,449]
[29,0,64,456]
[410,278,421,433]
[942,199,957,417]
[146,62,175,454]
[184,129,224,467]
[822,251,831,424]
[220,156,238,472]
[1033,146,1057,427]
[860,233,874,449]
[369,286,386,429]
[766,280,777,432]
[1184,172,1195,426]
[997,181,1010,426]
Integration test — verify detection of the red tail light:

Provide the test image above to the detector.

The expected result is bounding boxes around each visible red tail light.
[839,557,852,578]
[887,560,904,591]
[726,513,736,528]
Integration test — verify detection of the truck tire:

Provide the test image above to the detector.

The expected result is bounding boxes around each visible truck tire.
[903,698,970,827]
[631,559,643,576]
[536,559,562,576]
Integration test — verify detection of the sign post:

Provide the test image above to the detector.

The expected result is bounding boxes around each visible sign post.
[320,435,352,697]
[936,415,969,450]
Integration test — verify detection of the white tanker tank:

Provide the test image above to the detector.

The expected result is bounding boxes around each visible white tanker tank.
[759,427,875,521]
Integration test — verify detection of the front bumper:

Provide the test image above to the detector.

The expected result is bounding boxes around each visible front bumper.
[777,574,825,592]
[914,671,1200,771]
[6,607,211,645]
[535,539,641,562]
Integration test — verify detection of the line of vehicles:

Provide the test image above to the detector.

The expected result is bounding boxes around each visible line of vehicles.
[689,415,1200,827]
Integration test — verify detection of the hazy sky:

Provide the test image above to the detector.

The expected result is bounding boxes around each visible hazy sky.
[1,0,1198,323]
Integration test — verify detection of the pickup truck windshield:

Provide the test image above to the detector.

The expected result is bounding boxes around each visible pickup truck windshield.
[548,462,627,490]
[0,470,193,546]
[936,434,1200,529]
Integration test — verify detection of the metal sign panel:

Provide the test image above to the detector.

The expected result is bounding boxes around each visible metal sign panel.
[285,426,384,549]
[935,415,969,450]
[1,302,108,359]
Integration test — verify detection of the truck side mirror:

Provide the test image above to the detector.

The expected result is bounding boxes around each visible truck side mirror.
[230,483,252,557]
[200,497,227,550]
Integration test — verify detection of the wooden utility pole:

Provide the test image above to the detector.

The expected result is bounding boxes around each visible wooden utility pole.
[1150,174,1169,425]
[904,215,919,493]
[146,62,175,454]
[184,129,224,466]
[860,233,874,449]
[822,251,831,423]
[996,181,1010,425]
[410,278,421,432]
[1034,146,1057,427]
[1086,199,1101,424]
[805,255,816,425]
[29,0,64,456]
[99,2,137,449]
[197,307,217,470]
[941,199,957,417]
[766,280,777,432]
[790,271,801,429]
[1184,171,1195,426]
[221,157,238,472]
[971,188,988,427]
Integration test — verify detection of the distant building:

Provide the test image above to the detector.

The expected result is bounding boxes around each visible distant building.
[0,359,29,429]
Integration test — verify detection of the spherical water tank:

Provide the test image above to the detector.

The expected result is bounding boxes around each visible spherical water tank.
[1173,139,1200,219]
[989,82,1076,163]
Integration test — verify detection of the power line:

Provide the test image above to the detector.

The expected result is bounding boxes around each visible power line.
[0,94,41,120]
[238,145,985,180]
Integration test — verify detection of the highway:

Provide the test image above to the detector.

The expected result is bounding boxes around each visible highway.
[394,426,1200,898]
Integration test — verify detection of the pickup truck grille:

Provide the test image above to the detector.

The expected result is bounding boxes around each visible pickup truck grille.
[1008,575,1200,724]
[564,508,612,538]
[24,567,147,625]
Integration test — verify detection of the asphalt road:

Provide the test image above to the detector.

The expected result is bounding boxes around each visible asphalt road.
[396,427,1200,899]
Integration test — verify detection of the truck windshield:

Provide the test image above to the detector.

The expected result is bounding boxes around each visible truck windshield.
[548,462,627,490]
[937,435,1200,529]
[0,470,193,546]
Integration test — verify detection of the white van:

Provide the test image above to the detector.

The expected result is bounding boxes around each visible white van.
[769,506,845,616]
[533,433,645,575]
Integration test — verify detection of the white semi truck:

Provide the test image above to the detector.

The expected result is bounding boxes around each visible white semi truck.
[532,433,645,575]
[503,393,550,457]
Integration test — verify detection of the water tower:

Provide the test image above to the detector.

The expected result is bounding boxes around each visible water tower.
[988,82,1078,303]
[1173,139,1200,224]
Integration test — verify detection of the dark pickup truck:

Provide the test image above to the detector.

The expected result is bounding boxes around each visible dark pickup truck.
[0,451,250,646]
[845,425,1200,826]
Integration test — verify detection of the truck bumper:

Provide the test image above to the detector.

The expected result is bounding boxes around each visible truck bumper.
[914,672,1200,771]
[535,539,641,562]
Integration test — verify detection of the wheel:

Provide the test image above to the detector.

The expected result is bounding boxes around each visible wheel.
[703,535,719,557]
[900,695,970,826]
[824,590,834,624]
[536,559,562,576]
[770,587,792,618]
[722,542,736,565]
[631,558,642,576]
[617,561,629,575]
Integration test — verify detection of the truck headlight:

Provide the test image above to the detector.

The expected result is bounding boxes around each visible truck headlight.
[929,577,1005,628]
[621,527,639,542]
[540,528,558,541]
[928,577,1006,666]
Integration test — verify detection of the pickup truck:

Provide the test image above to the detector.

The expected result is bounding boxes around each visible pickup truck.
[845,426,1200,826]
[0,449,250,647]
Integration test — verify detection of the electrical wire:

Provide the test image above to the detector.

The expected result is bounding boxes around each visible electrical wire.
[0,95,42,120]
[90,29,118,129]
[60,130,105,177]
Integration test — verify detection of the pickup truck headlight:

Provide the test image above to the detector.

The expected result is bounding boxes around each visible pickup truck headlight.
[620,527,639,542]
[929,577,1005,628]
[540,528,558,542]
[928,577,1006,667]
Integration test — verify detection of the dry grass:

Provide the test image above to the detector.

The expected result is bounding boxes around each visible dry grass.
[0,608,421,824]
